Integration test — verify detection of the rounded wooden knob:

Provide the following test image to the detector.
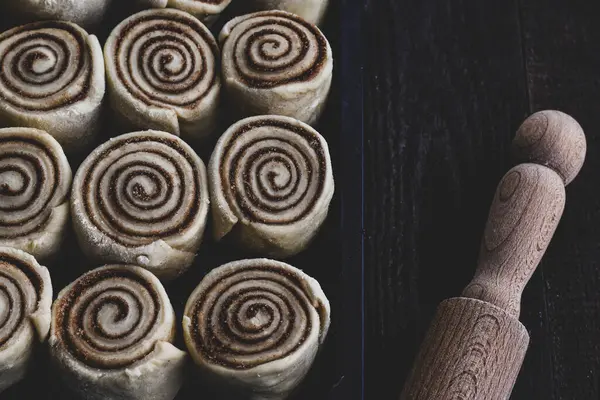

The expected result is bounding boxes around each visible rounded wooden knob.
[512,110,586,185]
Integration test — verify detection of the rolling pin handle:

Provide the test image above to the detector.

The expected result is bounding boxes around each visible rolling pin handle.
[462,110,586,318]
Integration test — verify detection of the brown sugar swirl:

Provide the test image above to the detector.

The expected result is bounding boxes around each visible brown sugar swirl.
[105,9,221,143]
[219,10,333,125]
[49,265,186,400]
[224,12,328,88]
[183,258,330,399]
[0,21,91,111]
[189,266,312,368]
[71,131,209,281]
[0,128,72,261]
[208,115,334,257]
[0,247,52,393]
[0,21,105,154]
[51,266,165,368]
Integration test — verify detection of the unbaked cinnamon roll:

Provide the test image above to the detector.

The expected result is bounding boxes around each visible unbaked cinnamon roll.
[219,10,333,126]
[0,247,52,393]
[135,0,232,26]
[104,9,221,144]
[49,264,186,400]
[208,115,334,257]
[0,21,105,155]
[183,258,330,400]
[0,128,71,261]
[71,130,210,280]
[0,0,112,29]
[233,0,330,26]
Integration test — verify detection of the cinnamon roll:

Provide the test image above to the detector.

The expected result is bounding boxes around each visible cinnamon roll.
[183,258,330,400]
[0,21,105,155]
[71,131,210,280]
[0,0,112,29]
[219,10,333,126]
[0,128,71,261]
[135,0,232,26]
[233,0,330,26]
[208,115,334,257]
[0,247,52,393]
[105,9,221,144]
[49,264,186,400]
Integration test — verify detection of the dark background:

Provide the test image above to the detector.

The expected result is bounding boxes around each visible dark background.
[364,1,600,399]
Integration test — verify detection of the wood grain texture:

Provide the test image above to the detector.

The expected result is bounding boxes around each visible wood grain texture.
[399,298,529,400]
[518,1,600,398]
[512,110,586,185]
[462,163,565,319]
[398,108,586,399]
[363,0,531,398]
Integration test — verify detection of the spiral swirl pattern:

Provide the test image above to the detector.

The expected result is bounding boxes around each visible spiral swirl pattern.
[0,21,96,112]
[106,9,219,112]
[0,128,71,242]
[184,259,329,370]
[72,131,208,248]
[0,248,48,349]
[52,265,172,369]
[213,116,330,226]
[222,10,329,89]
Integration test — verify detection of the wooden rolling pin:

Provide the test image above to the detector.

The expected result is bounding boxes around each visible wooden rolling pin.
[400,110,587,400]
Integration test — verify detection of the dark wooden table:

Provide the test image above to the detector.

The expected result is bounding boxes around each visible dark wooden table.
[364,1,600,399]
